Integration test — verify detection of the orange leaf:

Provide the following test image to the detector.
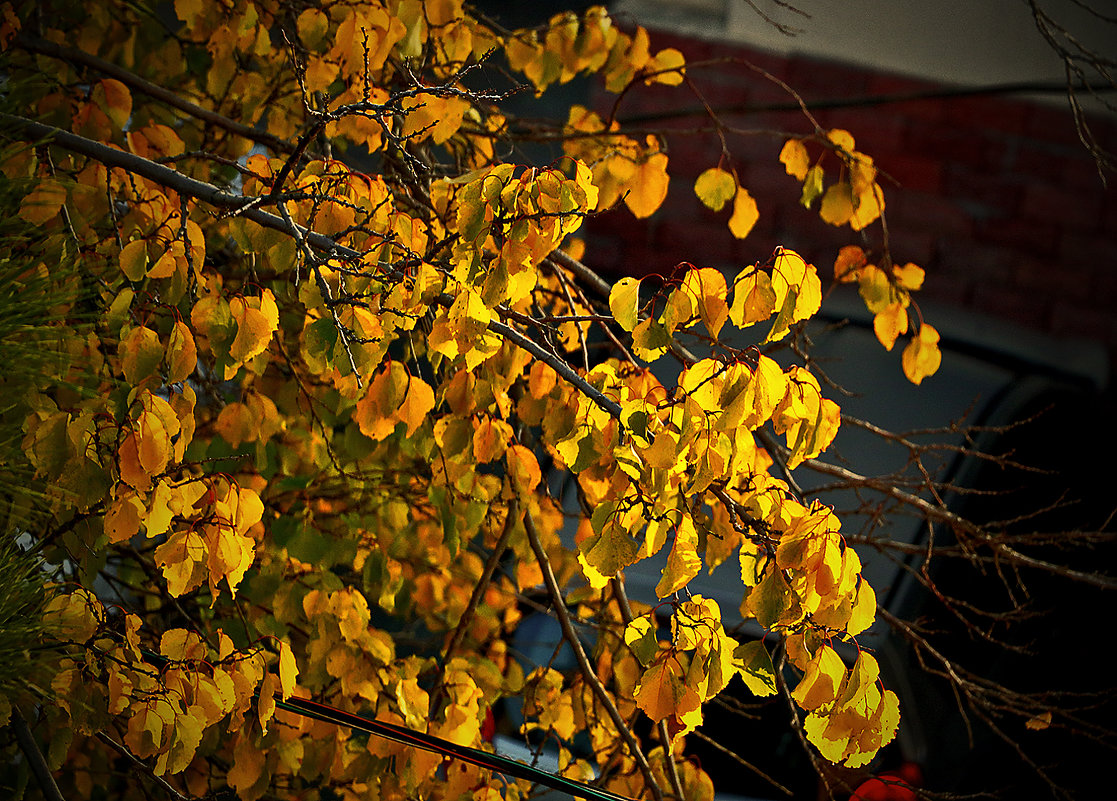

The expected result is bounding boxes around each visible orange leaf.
[506,443,541,498]
[634,657,700,722]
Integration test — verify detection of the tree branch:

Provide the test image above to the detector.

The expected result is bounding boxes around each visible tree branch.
[11,705,66,801]
[521,509,664,801]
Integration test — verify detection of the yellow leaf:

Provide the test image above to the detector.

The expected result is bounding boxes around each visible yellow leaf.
[647,47,685,86]
[827,128,856,153]
[228,290,278,363]
[846,579,876,636]
[873,302,909,351]
[624,149,669,219]
[105,492,144,543]
[681,267,729,338]
[728,187,759,239]
[609,276,641,332]
[227,733,265,798]
[694,167,736,212]
[892,262,925,291]
[42,588,101,643]
[397,373,435,437]
[746,563,801,630]
[655,516,702,598]
[119,239,148,281]
[779,139,810,181]
[791,644,845,711]
[160,628,206,661]
[902,324,942,385]
[857,264,892,314]
[119,325,163,385]
[819,183,854,226]
[155,529,206,597]
[728,269,776,328]
[278,640,298,700]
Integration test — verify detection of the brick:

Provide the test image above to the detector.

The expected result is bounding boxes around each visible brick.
[877,152,944,194]
[903,123,988,168]
[1011,255,1094,303]
[653,219,737,267]
[942,95,1030,136]
[941,164,1023,220]
[888,192,974,238]
[1012,141,1109,190]
[977,216,1060,256]
[1019,182,1103,232]
[785,55,872,102]
[1024,103,1094,149]
[933,239,1014,284]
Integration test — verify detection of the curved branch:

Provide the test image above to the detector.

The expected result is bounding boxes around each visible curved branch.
[521,509,664,801]
[14,36,296,156]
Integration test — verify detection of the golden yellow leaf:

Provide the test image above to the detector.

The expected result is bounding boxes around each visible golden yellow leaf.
[819,183,854,226]
[791,644,845,711]
[729,269,776,328]
[397,373,435,437]
[779,139,810,181]
[42,588,101,643]
[647,47,685,85]
[296,7,329,49]
[694,167,736,212]
[800,165,824,208]
[609,276,641,333]
[827,128,856,153]
[892,261,925,290]
[733,640,777,697]
[1026,711,1053,731]
[278,640,298,700]
[227,732,266,798]
[228,290,278,364]
[902,324,942,385]
[119,239,148,281]
[655,516,702,598]
[681,267,729,338]
[119,325,163,385]
[728,187,759,239]
[105,492,144,544]
[624,148,669,219]
[873,302,909,351]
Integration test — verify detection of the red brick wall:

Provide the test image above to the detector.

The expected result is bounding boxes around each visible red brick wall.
[582,30,1117,359]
